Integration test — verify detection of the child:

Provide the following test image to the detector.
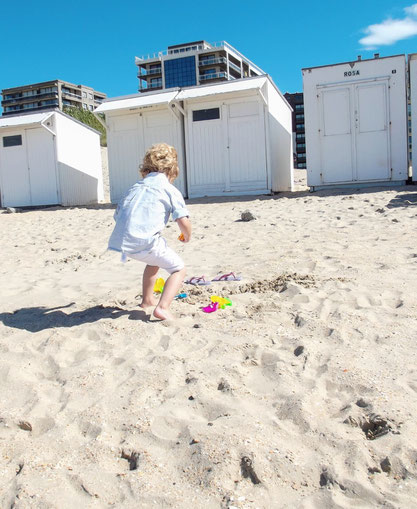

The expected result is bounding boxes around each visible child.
[108,143,191,321]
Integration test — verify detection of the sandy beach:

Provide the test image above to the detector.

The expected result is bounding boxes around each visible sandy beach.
[1,162,417,508]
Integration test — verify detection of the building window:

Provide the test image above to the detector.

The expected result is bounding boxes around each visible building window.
[200,54,215,62]
[295,104,304,110]
[296,133,305,140]
[89,104,94,111]
[148,64,162,75]
[82,91,87,98]
[201,68,216,77]
[297,143,306,149]
[298,163,307,169]
[82,103,87,109]
[193,108,220,122]
[3,135,22,147]
[5,105,21,112]
[22,90,37,97]
[150,78,162,88]
[164,56,197,88]
[295,114,304,120]
[296,123,305,130]
[88,93,93,99]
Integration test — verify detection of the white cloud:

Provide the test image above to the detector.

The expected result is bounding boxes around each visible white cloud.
[359,4,417,49]
[405,4,417,16]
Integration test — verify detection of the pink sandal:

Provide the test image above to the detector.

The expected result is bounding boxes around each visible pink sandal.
[185,276,212,286]
[212,272,242,282]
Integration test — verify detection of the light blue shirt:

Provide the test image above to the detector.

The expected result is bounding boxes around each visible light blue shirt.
[108,172,189,254]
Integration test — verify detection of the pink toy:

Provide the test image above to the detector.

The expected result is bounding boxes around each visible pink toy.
[202,302,219,313]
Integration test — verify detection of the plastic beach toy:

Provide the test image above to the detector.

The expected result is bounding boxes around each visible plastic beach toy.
[202,301,219,313]
[175,292,187,300]
[178,233,185,241]
[153,277,165,293]
[211,295,232,309]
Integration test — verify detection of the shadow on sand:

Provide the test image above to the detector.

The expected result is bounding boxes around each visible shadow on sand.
[387,192,417,208]
[0,302,150,333]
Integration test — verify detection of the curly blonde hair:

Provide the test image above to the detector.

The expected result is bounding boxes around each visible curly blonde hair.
[140,143,179,181]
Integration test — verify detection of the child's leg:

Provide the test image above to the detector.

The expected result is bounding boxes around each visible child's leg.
[153,267,186,321]
[140,264,159,309]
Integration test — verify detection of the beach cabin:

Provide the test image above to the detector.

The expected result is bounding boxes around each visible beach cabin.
[178,76,293,198]
[409,53,417,183]
[95,75,293,201]
[302,55,408,190]
[94,90,186,203]
[0,111,103,207]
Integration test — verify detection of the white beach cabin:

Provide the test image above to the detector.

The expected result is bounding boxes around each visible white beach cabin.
[95,75,293,201]
[409,53,417,183]
[0,110,103,207]
[303,55,408,190]
[178,76,293,198]
[95,90,186,203]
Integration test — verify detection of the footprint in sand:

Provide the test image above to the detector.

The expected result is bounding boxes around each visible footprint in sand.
[78,420,102,439]
[159,334,170,351]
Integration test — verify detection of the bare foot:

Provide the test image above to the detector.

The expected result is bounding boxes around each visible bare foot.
[153,306,175,321]
[139,299,157,310]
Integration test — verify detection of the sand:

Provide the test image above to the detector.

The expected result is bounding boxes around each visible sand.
[1,163,417,508]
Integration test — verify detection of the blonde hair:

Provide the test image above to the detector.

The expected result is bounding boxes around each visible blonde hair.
[140,143,179,181]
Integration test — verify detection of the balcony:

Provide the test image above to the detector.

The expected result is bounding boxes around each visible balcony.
[2,91,58,105]
[137,66,162,78]
[228,60,241,73]
[4,103,59,115]
[199,57,227,67]
[61,90,82,100]
[199,72,228,82]
[149,79,162,88]
[139,79,163,91]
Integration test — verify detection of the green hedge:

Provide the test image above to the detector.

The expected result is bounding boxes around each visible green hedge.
[63,106,107,147]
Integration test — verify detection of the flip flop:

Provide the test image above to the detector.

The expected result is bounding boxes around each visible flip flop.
[184,276,212,286]
[212,272,242,282]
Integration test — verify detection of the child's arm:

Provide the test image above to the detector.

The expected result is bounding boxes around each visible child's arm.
[177,217,192,243]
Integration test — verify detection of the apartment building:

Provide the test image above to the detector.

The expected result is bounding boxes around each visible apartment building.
[284,92,306,169]
[1,80,106,116]
[135,40,264,92]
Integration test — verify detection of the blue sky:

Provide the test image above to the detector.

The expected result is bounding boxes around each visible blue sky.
[2,0,417,110]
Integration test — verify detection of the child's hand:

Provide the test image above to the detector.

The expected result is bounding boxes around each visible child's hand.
[176,217,191,243]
